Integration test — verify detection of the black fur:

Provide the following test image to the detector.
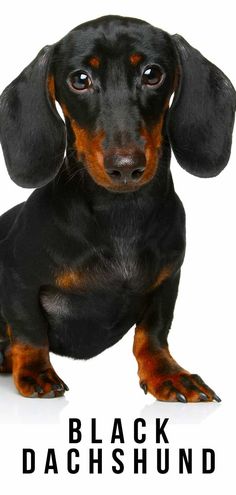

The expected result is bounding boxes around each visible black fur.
[0,46,65,187]
[168,35,235,177]
[0,15,235,399]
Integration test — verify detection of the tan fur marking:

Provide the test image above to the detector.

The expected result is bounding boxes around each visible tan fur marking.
[12,343,51,395]
[61,104,116,188]
[140,117,164,183]
[56,269,83,290]
[133,327,216,402]
[88,56,100,68]
[133,326,178,380]
[130,53,142,65]
[150,265,173,290]
[10,343,67,397]
[133,326,186,398]
[48,75,55,102]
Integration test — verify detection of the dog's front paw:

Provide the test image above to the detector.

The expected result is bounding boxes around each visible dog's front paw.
[14,366,69,398]
[140,372,221,403]
[133,328,221,403]
[11,343,69,398]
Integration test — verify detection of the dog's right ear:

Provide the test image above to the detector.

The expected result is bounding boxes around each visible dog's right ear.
[0,45,66,188]
[167,35,236,178]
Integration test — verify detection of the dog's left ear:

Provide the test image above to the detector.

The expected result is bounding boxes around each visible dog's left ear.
[167,35,236,177]
[0,45,66,188]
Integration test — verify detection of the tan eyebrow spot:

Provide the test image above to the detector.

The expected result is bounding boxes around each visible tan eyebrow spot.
[88,56,100,68]
[130,53,142,65]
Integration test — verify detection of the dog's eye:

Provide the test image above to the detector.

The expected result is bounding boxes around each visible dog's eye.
[142,65,165,88]
[67,71,92,92]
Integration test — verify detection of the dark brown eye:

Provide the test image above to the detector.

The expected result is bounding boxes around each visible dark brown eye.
[67,71,92,92]
[142,65,165,88]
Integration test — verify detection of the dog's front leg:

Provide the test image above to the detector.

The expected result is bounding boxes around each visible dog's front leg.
[1,286,68,398]
[133,272,220,403]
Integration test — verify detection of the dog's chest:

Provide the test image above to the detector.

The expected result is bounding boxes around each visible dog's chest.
[42,230,154,319]
[62,234,152,295]
[41,231,150,356]
[58,208,156,293]
[100,234,143,285]
[41,234,145,330]
[41,207,158,328]
[89,206,156,290]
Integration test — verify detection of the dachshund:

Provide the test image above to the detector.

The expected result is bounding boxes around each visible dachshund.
[0,15,235,400]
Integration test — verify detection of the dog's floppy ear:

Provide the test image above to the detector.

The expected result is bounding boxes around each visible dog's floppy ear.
[0,45,66,188]
[167,35,236,178]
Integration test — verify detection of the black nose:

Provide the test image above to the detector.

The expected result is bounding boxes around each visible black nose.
[104,150,146,184]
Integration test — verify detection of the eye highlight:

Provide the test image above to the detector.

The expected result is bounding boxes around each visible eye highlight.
[142,65,165,88]
[67,70,92,92]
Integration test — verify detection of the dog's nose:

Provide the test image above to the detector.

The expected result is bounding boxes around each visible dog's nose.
[104,150,146,184]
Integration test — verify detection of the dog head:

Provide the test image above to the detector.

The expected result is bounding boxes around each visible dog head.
[0,15,235,191]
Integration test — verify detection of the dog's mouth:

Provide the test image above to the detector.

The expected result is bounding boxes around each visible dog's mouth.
[106,178,144,194]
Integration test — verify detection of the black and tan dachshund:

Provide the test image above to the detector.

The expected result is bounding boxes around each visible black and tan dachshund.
[0,16,235,400]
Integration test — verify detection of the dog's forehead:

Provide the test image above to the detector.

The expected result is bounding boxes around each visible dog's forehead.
[57,16,172,63]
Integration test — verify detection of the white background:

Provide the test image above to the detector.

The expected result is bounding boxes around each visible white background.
[0,0,235,493]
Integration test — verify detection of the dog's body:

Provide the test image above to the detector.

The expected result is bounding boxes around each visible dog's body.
[0,16,235,400]
[0,157,185,361]
[0,165,184,360]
